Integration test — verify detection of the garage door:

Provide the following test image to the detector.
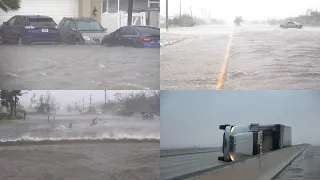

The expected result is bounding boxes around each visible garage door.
[0,0,79,25]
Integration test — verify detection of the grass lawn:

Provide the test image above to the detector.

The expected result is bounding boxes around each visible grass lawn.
[0,120,16,125]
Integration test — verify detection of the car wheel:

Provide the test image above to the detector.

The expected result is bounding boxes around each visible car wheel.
[75,38,81,45]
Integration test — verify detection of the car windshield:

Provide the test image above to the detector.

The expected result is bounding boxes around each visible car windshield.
[28,18,56,26]
[76,20,104,31]
[135,27,160,35]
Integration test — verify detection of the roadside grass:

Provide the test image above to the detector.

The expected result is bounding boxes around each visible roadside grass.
[0,120,17,125]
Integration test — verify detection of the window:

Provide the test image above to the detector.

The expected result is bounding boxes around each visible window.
[119,27,126,34]
[13,17,23,25]
[7,17,16,25]
[28,18,56,26]
[70,21,76,29]
[76,20,103,31]
[134,27,159,35]
[63,20,71,27]
[58,19,65,26]
[124,28,137,35]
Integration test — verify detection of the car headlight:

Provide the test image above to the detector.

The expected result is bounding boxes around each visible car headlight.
[83,35,90,41]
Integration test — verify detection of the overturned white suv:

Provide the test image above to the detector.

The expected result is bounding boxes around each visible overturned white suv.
[280,21,303,29]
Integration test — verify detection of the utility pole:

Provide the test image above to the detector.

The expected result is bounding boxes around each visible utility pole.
[104,90,107,104]
[179,0,182,26]
[90,94,92,109]
[190,5,192,18]
[127,0,133,25]
[166,0,169,30]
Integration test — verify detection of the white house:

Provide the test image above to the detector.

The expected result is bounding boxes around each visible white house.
[0,0,82,25]
[0,0,159,30]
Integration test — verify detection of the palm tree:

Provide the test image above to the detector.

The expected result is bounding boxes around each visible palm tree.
[234,16,244,26]
[0,90,22,117]
[0,0,21,12]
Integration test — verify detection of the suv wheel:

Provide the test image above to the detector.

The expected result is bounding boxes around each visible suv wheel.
[75,39,81,45]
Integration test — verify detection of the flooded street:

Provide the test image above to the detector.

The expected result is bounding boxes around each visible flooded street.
[160,25,320,90]
[0,45,160,90]
[0,113,160,180]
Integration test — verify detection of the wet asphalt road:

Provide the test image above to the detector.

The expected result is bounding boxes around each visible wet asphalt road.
[273,146,320,180]
[160,148,222,180]
[161,25,320,90]
[0,113,160,180]
[0,45,160,90]
[0,142,159,180]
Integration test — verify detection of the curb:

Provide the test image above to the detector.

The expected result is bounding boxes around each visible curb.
[160,38,190,48]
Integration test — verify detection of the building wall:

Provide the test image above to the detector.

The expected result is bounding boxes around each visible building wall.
[79,0,103,23]
[104,0,148,13]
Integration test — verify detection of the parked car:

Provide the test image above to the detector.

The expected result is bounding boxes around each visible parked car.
[0,15,60,45]
[101,25,160,48]
[58,17,108,45]
[280,21,303,29]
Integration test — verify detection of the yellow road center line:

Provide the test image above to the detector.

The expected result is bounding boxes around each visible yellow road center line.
[216,30,234,90]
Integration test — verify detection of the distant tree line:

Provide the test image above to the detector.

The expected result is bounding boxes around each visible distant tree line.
[101,91,160,119]
[167,14,209,27]
[29,91,59,114]
[0,90,28,120]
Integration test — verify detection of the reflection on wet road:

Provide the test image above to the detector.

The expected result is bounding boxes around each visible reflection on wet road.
[0,45,160,90]
[161,25,320,89]
[274,146,320,180]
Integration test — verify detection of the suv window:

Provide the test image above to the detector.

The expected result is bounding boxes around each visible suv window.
[7,17,16,25]
[70,21,76,29]
[28,18,56,26]
[13,17,23,25]
[76,20,103,31]
[124,28,137,35]
[58,19,65,26]
[63,20,71,27]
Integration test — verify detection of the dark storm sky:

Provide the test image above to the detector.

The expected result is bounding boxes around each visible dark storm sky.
[160,90,320,149]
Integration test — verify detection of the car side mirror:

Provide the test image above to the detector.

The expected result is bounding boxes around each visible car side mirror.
[3,22,8,26]
[71,28,76,31]
[104,28,107,31]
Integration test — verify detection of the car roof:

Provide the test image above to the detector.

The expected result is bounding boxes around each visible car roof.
[62,17,97,21]
[23,15,53,18]
[123,25,159,29]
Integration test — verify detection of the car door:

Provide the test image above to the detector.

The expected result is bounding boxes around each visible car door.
[12,16,26,39]
[122,27,139,46]
[60,19,70,43]
[112,27,125,45]
[117,27,129,46]
[67,20,77,43]
[2,16,16,41]
[288,22,294,28]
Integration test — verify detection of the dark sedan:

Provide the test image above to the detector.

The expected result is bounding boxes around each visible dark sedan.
[0,15,60,45]
[101,26,160,48]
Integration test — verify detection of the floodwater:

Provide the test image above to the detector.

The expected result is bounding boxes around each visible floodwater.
[0,113,160,180]
[161,25,320,90]
[0,45,160,90]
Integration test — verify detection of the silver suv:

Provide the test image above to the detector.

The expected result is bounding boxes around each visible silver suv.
[280,21,303,29]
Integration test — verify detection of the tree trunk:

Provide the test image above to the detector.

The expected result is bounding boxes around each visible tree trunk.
[14,95,17,116]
